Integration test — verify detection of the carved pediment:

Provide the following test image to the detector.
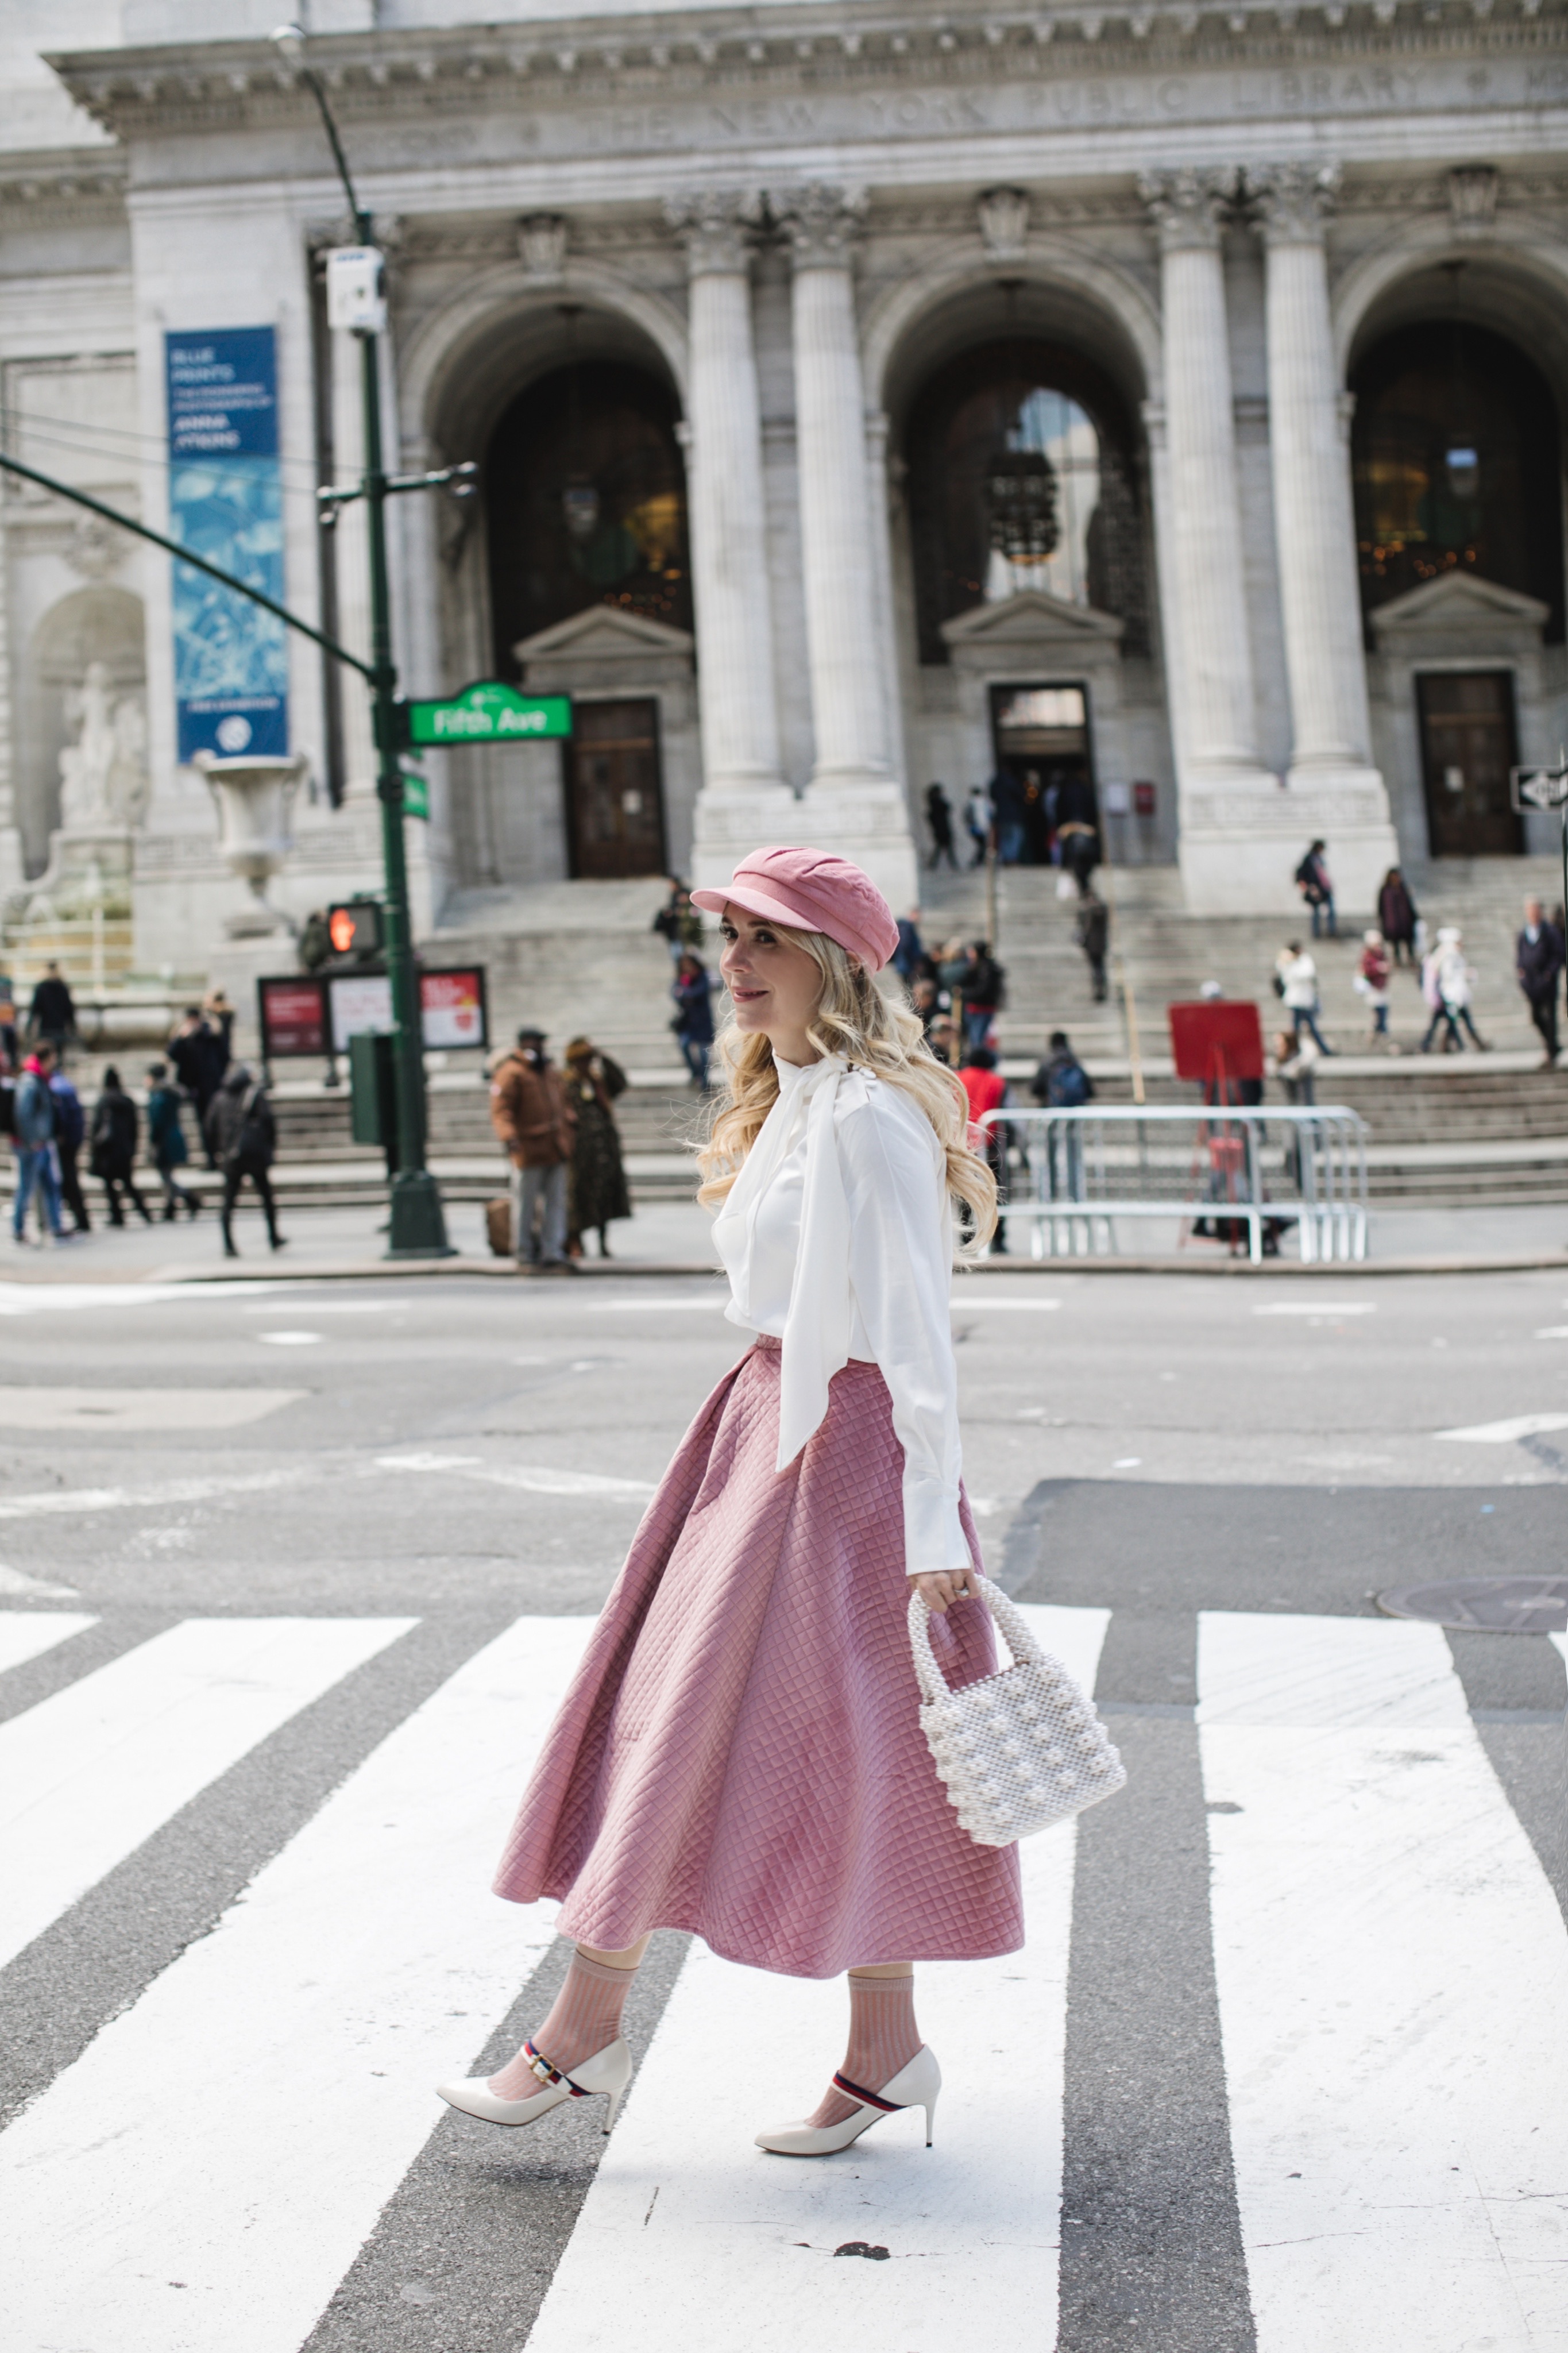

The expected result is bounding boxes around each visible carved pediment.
[941,589,1126,653]
[513,605,695,666]
[1369,572,1550,643]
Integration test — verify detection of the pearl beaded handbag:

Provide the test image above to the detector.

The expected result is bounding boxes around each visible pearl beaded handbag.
[907,1575,1126,1847]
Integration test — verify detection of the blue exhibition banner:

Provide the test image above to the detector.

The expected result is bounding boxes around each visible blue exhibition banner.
[165,326,288,762]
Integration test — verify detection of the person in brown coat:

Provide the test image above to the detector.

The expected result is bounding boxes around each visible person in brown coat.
[489,1026,577,1269]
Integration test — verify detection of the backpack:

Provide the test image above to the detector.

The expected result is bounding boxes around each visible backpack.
[227,1083,273,1167]
[1045,1057,1092,1109]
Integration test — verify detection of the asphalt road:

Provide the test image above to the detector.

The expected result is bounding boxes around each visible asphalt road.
[1,1262,1565,2352]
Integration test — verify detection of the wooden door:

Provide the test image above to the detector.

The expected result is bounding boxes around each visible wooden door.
[564,698,667,878]
[1416,672,1523,858]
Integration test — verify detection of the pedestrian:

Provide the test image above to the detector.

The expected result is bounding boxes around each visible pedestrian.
[1275,942,1332,1054]
[10,1043,66,1246]
[440,846,1017,2157]
[1355,928,1393,1044]
[961,939,1006,1054]
[298,908,333,972]
[1378,867,1419,966]
[26,961,75,1063]
[1056,778,1100,896]
[991,766,1027,866]
[1294,840,1336,940]
[1421,927,1486,1052]
[204,1064,285,1257]
[489,1027,576,1270]
[651,875,688,964]
[927,1012,960,1068]
[1075,889,1110,1001]
[911,974,941,1048]
[959,1043,1009,1253]
[88,1066,153,1226]
[1516,895,1565,1067]
[671,950,718,1089]
[964,784,992,867]
[1030,1028,1094,1199]
[47,1060,91,1233]
[925,783,958,870]
[563,1037,631,1260]
[168,1006,227,1163]
[893,906,925,985]
[1032,1028,1094,1111]
[145,1060,199,1221]
[1274,1027,1319,1192]
[203,989,236,1074]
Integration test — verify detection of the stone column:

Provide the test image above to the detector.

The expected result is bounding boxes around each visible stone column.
[329,318,378,801]
[1248,164,1396,908]
[775,184,915,911]
[1140,167,1280,912]
[667,191,794,880]
[0,508,21,894]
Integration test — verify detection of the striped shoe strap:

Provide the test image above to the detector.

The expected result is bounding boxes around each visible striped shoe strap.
[832,2070,905,2115]
[523,2039,590,2098]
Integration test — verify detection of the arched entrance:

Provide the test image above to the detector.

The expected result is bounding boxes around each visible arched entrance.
[415,287,698,890]
[1350,303,1566,859]
[891,303,1167,866]
[485,358,692,668]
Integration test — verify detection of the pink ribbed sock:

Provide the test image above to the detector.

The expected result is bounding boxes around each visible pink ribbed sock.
[488,1949,637,2097]
[806,1970,922,2130]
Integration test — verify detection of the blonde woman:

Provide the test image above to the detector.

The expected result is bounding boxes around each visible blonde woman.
[438,847,1020,2156]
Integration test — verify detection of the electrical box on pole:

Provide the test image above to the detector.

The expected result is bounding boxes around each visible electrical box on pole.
[348,1030,399,1168]
[325,246,386,336]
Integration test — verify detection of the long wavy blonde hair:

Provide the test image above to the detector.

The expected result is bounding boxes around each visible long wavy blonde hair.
[694,923,997,1252]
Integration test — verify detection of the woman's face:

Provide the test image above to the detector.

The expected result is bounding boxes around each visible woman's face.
[718,905,824,1054]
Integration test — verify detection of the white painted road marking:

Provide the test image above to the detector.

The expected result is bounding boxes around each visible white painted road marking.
[1253,1301,1377,1316]
[950,1296,1062,1310]
[0,1387,307,1431]
[254,1332,325,1346]
[373,1454,656,1499]
[1199,1611,1568,2353]
[0,1467,308,1522]
[527,1606,1111,2353]
[0,1281,301,1315]
[0,1614,592,2353]
[1435,1411,1568,1442]
[0,1618,413,1974]
[0,1611,96,1676]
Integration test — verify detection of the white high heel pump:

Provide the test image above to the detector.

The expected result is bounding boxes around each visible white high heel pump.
[437,2037,632,2135]
[754,2045,941,2157]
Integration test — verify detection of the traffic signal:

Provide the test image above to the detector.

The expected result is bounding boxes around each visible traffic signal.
[327,900,384,956]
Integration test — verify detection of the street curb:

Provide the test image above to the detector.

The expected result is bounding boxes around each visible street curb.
[124,1245,1568,1284]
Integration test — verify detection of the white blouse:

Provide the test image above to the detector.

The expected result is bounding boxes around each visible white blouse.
[710,1053,969,1576]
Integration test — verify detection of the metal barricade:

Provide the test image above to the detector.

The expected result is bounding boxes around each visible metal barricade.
[980,1105,1369,1264]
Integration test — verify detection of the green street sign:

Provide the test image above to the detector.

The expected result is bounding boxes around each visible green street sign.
[401,770,429,820]
[403,681,572,746]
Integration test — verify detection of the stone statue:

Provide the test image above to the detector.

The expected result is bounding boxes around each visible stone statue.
[58,661,149,831]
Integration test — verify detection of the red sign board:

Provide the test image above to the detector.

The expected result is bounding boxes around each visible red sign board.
[1169,1000,1265,1085]
[258,976,327,1058]
[420,967,487,1051]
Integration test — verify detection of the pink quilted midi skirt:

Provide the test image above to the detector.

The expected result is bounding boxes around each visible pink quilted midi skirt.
[492,1338,1024,1978]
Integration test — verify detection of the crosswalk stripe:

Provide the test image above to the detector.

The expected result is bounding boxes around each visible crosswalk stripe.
[0,1614,593,2353]
[1198,1611,1568,2353]
[0,1611,97,1677]
[0,1618,415,1976]
[526,1605,1111,2353]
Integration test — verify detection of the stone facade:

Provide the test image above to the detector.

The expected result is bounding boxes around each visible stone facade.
[0,0,1564,965]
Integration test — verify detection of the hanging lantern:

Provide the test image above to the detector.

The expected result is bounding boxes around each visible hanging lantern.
[986,447,1059,565]
[562,477,600,541]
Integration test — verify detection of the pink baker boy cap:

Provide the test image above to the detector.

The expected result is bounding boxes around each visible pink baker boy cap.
[690,846,901,974]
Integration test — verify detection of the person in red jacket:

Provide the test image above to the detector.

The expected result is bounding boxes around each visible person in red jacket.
[958,1044,1009,1254]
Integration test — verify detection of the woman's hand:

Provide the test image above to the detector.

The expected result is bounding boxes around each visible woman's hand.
[910,1568,979,1615]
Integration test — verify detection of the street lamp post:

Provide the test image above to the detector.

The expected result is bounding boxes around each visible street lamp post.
[274,21,455,1255]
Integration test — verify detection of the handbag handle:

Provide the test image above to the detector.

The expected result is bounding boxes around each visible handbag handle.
[906,1572,1046,1708]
